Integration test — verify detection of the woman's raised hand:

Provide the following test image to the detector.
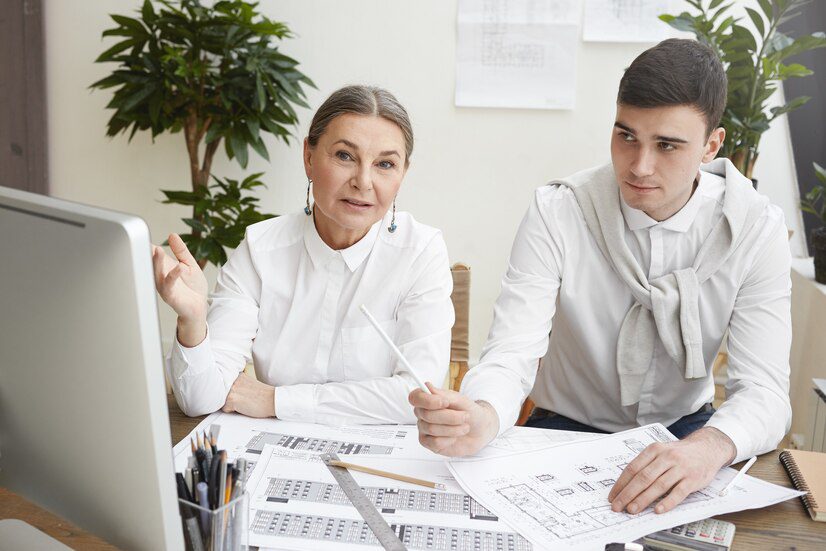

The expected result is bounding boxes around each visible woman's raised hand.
[152,233,209,325]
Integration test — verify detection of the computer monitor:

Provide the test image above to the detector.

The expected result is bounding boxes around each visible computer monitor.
[0,186,184,550]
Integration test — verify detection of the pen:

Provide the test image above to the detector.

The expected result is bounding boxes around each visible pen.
[176,474,205,551]
[719,456,757,496]
[359,304,431,394]
[196,481,210,538]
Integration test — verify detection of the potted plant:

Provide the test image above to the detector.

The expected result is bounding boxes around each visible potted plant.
[660,0,826,178]
[91,0,315,267]
[801,162,826,284]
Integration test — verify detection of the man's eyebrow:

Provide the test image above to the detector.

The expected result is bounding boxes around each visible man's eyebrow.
[614,121,635,134]
[613,121,688,144]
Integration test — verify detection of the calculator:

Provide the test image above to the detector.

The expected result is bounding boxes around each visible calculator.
[642,518,736,551]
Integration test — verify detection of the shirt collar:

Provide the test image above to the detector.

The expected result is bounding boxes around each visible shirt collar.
[303,213,382,272]
[620,171,707,233]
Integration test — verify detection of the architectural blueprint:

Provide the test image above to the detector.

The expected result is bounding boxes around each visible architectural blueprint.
[448,424,804,550]
[249,445,532,551]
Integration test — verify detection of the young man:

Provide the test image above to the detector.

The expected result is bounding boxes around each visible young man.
[410,39,792,514]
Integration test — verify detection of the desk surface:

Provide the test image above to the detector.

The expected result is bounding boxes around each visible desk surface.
[2,394,823,550]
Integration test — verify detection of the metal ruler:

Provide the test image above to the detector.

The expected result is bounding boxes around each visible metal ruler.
[320,452,407,551]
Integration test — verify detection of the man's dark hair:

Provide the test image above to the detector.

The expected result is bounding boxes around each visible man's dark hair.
[617,38,727,136]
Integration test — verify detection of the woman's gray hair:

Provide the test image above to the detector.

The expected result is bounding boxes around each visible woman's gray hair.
[307,85,414,164]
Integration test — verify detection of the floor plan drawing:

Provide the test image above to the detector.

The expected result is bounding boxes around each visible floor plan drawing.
[448,424,803,550]
[251,510,532,551]
[247,444,532,551]
[262,477,499,520]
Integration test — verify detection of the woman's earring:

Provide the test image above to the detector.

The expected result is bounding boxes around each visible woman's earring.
[388,199,397,233]
[304,179,312,216]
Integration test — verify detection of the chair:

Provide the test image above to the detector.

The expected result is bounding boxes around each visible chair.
[447,263,471,391]
[446,263,535,425]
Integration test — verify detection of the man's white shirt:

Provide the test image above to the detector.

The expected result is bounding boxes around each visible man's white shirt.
[167,210,454,425]
[461,169,792,463]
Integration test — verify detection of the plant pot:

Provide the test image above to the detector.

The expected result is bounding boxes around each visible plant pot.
[813,227,826,285]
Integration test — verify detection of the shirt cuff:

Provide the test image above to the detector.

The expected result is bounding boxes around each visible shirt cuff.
[170,324,215,380]
[704,415,752,465]
[461,387,520,439]
[275,384,317,422]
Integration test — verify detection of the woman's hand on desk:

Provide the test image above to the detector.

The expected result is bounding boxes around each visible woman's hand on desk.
[409,384,499,457]
[152,233,209,346]
[222,373,276,418]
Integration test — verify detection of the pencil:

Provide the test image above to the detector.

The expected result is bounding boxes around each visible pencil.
[359,304,431,394]
[329,459,446,490]
[190,436,197,454]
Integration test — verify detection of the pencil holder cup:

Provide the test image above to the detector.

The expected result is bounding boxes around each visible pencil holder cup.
[178,492,248,551]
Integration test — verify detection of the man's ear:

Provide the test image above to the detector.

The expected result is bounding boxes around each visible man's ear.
[303,138,313,178]
[702,127,725,163]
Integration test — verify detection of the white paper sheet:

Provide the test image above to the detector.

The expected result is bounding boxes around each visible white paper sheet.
[455,0,580,110]
[583,0,672,43]
[447,424,804,550]
[172,413,596,550]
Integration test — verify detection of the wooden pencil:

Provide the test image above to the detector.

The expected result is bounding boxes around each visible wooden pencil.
[328,460,446,490]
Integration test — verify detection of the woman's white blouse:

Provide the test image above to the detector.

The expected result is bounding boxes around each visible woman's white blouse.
[166,211,454,424]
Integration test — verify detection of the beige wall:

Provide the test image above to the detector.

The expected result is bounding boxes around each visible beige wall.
[44,0,806,359]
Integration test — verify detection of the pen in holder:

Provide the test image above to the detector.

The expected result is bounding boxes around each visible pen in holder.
[178,492,248,551]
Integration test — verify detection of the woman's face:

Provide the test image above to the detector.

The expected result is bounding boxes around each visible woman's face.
[304,113,408,246]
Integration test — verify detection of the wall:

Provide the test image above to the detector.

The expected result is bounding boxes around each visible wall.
[44,0,806,360]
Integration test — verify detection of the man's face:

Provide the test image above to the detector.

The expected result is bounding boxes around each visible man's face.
[610,103,724,221]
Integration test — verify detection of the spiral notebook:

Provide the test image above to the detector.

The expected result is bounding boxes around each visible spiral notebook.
[779,449,826,521]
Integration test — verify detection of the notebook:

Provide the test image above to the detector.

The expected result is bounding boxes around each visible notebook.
[779,449,826,521]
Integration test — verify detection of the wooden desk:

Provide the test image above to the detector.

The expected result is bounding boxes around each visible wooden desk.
[3,395,824,549]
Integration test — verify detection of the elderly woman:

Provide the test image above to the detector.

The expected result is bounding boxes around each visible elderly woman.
[152,85,454,424]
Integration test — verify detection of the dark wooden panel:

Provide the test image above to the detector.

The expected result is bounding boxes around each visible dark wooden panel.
[784,2,826,254]
[0,0,48,195]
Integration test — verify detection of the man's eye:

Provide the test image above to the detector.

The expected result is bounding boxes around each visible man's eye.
[621,132,635,142]
[659,142,676,151]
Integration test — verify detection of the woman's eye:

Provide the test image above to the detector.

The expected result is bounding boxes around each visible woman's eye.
[336,151,353,161]
[378,160,395,169]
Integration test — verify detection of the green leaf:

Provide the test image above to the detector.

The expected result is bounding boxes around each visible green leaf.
[709,0,727,10]
[229,130,248,168]
[744,7,764,37]
[770,96,810,119]
[94,38,143,62]
[814,163,826,184]
[757,0,774,19]
[183,217,210,233]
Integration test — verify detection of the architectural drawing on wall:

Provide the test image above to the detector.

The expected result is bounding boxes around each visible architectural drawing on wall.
[583,0,674,43]
[250,510,532,551]
[455,0,579,109]
[261,477,499,520]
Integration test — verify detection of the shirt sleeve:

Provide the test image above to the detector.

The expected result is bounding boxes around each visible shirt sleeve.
[705,214,792,463]
[166,236,261,416]
[461,187,565,436]
[275,233,455,425]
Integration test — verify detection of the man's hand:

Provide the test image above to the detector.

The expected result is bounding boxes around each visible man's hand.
[608,427,736,514]
[222,373,276,418]
[409,383,500,457]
